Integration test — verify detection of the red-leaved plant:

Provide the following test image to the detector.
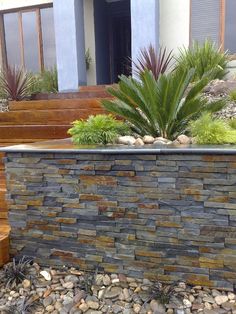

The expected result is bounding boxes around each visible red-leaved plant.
[132,44,173,80]
[0,65,34,101]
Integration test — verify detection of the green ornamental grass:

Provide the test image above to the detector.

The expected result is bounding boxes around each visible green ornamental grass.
[229,90,236,102]
[68,114,130,145]
[175,40,228,81]
[190,113,236,144]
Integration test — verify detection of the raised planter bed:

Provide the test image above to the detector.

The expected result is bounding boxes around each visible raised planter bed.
[1,139,236,290]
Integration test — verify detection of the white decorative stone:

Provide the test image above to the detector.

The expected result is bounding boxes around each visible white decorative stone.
[117,136,136,145]
[176,134,191,145]
[134,138,144,146]
[215,295,228,305]
[143,135,155,144]
[228,292,235,300]
[153,140,167,145]
[183,298,192,308]
[40,270,52,281]
[155,137,169,143]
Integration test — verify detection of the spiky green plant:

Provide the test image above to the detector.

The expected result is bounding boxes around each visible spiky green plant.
[102,68,226,139]
[39,67,58,93]
[77,269,98,295]
[5,297,41,314]
[175,40,228,81]
[148,282,179,305]
[68,114,130,145]
[190,113,236,144]
[132,44,173,80]
[85,48,92,70]
[229,90,236,102]
[2,256,32,288]
[229,118,236,129]
[0,65,35,101]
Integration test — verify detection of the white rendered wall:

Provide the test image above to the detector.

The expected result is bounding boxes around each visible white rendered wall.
[159,0,190,54]
[53,0,87,91]
[0,0,52,10]
[131,0,159,63]
[84,0,97,85]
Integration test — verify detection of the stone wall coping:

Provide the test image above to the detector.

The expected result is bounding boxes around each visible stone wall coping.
[1,138,236,155]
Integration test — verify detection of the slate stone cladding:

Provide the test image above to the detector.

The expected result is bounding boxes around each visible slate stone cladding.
[4,152,236,290]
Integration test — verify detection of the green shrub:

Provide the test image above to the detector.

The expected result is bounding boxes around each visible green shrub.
[68,114,130,145]
[228,118,236,129]
[28,74,42,95]
[175,40,228,81]
[102,68,226,139]
[190,113,236,144]
[85,49,92,70]
[229,90,236,102]
[39,67,58,93]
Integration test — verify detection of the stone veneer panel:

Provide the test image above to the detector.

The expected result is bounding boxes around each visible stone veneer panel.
[4,152,236,290]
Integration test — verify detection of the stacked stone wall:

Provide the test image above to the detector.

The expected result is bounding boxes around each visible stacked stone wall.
[4,152,236,289]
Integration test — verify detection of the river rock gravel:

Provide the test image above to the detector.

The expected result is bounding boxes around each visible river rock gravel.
[0,263,236,313]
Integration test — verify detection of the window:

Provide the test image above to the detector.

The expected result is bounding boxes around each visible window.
[3,6,56,72]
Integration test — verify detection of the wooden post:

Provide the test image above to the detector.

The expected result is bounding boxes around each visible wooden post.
[0,14,7,70]
[220,0,225,50]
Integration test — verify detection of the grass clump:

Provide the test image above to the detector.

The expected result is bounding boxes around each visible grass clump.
[229,90,236,102]
[29,67,58,95]
[39,67,58,93]
[175,40,228,81]
[68,114,130,145]
[1,256,32,289]
[190,113,236,144]
[5,297,41,314]
[229,118,236,129]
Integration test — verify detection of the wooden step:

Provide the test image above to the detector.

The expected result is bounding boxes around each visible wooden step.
[79,85,111,92]
[0,125,70,139]
[9,98,109,111]
[0,234,10,266]
[0,108,107,125]
[31,90,110,100]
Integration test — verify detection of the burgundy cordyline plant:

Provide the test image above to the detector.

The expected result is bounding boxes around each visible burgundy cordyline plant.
[0,65,34,101]
[132,44,173,80]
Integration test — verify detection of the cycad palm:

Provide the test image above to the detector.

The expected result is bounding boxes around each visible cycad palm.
[102,68,225,139]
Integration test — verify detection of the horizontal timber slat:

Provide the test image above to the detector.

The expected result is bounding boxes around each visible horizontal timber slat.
[0,125,69,139]
[9,98,110,111]
[0,109,107,125]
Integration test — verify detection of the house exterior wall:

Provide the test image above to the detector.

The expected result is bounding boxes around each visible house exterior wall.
[53,0,87,91]
[0,0,52,10]
[131,0,159,63]
[159,0,190,53]
[84,0,97,86]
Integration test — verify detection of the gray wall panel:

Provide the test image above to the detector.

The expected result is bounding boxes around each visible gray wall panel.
[191,0,220,46]
[225,0,236,53]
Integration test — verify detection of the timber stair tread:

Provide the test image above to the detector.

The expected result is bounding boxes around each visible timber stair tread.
[0,125,70,139]
[9,98,110,111]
